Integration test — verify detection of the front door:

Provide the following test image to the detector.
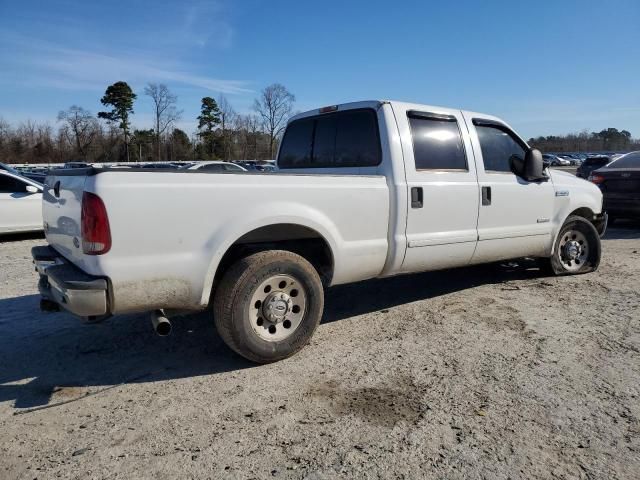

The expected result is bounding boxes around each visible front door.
[395,105,480,273]
[463,115,555,263]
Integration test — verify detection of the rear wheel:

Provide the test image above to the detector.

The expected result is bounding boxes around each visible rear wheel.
[547,215,601,275]
[213,250,324,363]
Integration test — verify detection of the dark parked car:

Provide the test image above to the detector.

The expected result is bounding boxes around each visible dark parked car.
[576,156,610,178]
[589,151,640,222]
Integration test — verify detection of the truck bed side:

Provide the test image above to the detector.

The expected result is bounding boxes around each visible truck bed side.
[43,170,390,314]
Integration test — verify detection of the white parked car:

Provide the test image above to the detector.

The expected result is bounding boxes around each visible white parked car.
[33,100,606,363]
[185,161,248,172]
[0,170,43,234]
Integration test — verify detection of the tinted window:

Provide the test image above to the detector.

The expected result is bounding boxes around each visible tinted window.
[584,157,610,167]
[608,152,640,168]
[278,118,314,168]
[278,109,381,168]
[200,164,226,172]
[408,115,467,170]
[0,174,27,193]
[333,110,380,167]
[476,125,526,172]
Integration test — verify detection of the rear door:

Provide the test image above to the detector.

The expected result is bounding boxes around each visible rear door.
[393,104,480,272]
[463,115,555,262]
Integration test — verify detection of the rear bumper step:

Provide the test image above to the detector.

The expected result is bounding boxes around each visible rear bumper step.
[32,245,110,318]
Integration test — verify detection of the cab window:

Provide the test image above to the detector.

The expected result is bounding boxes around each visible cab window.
[278,109,381,168]
[408,112,467,170]
[475,124,526,173]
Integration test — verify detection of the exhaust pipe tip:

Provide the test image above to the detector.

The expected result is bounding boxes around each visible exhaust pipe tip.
[151,310,172,336]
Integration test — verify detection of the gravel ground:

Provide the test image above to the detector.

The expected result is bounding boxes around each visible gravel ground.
[0,224,639,479]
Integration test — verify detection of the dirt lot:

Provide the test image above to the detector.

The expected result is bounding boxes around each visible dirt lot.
[1,224,639,479]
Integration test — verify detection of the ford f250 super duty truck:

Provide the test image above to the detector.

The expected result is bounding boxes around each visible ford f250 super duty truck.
[33,100,607,363]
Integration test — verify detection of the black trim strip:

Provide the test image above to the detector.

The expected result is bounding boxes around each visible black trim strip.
[472,118,507,128]
[407,110,456,122]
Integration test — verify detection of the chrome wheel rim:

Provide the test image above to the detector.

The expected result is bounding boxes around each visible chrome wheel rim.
[249,274,307,342]
[558,229,589,272]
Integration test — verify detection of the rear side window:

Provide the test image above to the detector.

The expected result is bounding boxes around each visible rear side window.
[278,109,381,168]
[408,113,467,170]
[609,152,640,168]
[476,125,526,172]
[584,157,610,167]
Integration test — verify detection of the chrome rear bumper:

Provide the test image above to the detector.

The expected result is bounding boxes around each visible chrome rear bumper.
[32,246,109,319]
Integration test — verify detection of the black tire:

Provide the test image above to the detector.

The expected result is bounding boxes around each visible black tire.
[546,215,601,275]
[213,250,324,363]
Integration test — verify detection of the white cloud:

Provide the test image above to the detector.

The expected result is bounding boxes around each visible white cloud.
[1,31,251,95]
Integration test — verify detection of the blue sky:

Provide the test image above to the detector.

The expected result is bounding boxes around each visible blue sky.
[1,0,639,138]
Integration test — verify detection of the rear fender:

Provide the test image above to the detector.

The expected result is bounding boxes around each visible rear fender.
[199,205,341,306]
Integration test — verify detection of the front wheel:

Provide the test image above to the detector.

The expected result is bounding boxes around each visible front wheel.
[213,250,324,363]
[546,215,601,275]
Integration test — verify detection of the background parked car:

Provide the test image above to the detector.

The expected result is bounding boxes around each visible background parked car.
[63,162,91,169]
[184,161,248,172]
[0,170,43,234]
[557,154,579,165]
[589,151,640,223]
[576,156,611,178]
[543,154,570,166]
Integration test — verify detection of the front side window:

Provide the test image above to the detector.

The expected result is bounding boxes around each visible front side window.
[408,113,467,170]
[476,125,526,173]
[0,175,27,193]
[278,109,381,168]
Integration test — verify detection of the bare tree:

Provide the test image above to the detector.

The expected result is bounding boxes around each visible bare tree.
[218,95,236,161]
[57,106,99,157]
[253,83,295,158]
[144,83,182,161]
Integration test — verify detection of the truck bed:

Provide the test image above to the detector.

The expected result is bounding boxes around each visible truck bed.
[42,168,391,314]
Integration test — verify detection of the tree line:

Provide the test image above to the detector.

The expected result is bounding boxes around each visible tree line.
[0,81,295,164]
[2,87,639,165]
[528,128,639,153]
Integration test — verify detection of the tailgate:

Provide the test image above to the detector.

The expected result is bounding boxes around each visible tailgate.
[43,170,88,263]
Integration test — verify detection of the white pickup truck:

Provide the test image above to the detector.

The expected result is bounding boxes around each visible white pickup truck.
[33,100,607,363]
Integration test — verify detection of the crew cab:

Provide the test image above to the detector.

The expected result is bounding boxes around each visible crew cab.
[33,100,606,363]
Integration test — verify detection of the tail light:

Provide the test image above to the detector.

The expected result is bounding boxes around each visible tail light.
[589,174,605,185]
[81,192,111,255]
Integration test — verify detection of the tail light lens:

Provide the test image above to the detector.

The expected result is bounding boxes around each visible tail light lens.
[589,174,605,185]
[81,192,111,255]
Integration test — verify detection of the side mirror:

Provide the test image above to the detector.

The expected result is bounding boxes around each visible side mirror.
[510,148,546,182]
[25,185,40,194]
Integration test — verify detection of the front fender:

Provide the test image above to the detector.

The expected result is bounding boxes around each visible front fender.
[549,170,604,254]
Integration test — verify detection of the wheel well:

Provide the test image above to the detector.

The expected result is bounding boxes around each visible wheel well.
[568,207,595,221]
[567,207,608,236]
[212,224,334,296]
